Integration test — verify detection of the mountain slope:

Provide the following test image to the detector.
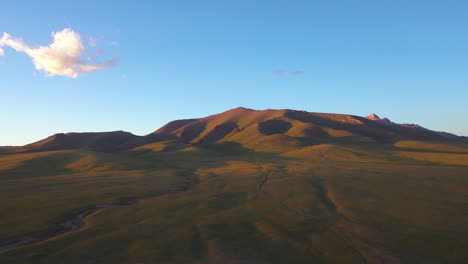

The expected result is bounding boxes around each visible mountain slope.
[147,107,463,152]
[10,131,142,153]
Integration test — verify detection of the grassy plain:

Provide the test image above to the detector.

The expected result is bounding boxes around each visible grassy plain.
[0,140,467,263]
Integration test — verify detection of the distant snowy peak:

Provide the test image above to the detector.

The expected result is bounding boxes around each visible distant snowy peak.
[365,113,381,120]
[399,123,422,129]
[365,114,393,125]
[365,114,463,139]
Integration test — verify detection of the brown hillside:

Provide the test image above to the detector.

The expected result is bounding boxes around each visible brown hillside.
[147,107,454,153]
[11,131,141,153]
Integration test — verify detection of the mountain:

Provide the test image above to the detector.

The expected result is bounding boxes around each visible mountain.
[10,131,142,153]
[7,107,465,154]
[149,107,463,152]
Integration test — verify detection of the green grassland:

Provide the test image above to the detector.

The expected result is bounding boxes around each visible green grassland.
[0,140,467,264]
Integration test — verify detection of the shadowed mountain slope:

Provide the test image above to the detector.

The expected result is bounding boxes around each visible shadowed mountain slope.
[10,131,142,153]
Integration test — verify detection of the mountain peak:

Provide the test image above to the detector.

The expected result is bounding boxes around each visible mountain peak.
[230,106,254,112]
[366,113,381,120]
[365,113,394,126]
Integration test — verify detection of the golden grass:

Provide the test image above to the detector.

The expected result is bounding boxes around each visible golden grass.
[282,144,391,163]
[395,140,468,153]
[0,150,71,171]
[395,151,468,166]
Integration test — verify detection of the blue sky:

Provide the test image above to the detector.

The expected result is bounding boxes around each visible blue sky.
[1,0,467,145]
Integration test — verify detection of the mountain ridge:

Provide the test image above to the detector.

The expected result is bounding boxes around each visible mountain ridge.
[5,108,466,154]
[364,113,463,139]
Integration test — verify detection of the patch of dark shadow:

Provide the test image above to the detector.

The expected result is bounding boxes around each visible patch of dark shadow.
[258,119,293,135]
[0,152,82,180]
[203,221,322,263]
[142,133,179,145]
[200,122,239,143]
[310,179,337,214]
[161,144,187,152]
[203,192,247,212]
[201,141,252,156]
[304,126,330,138]
[0,146,13,154]
[179,122,207,143]
[87,132,141,152]
[293,137,331,147]
[190,228,207,259]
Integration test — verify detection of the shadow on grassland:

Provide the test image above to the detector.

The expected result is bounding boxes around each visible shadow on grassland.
[129,141,289,170]
[0,152,83,180]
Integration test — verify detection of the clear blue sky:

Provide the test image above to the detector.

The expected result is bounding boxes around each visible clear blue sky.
[1,0,467,145]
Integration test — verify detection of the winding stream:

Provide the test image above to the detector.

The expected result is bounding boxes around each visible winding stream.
[0,173,195,253]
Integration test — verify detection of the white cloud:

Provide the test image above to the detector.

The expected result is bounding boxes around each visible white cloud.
[0,28,117,78]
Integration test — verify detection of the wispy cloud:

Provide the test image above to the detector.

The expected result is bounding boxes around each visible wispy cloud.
[291,70,304,75]
[0,28,117,78]
[87,36,98,47]
[269,70,287,76]
[268,70,305,76]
